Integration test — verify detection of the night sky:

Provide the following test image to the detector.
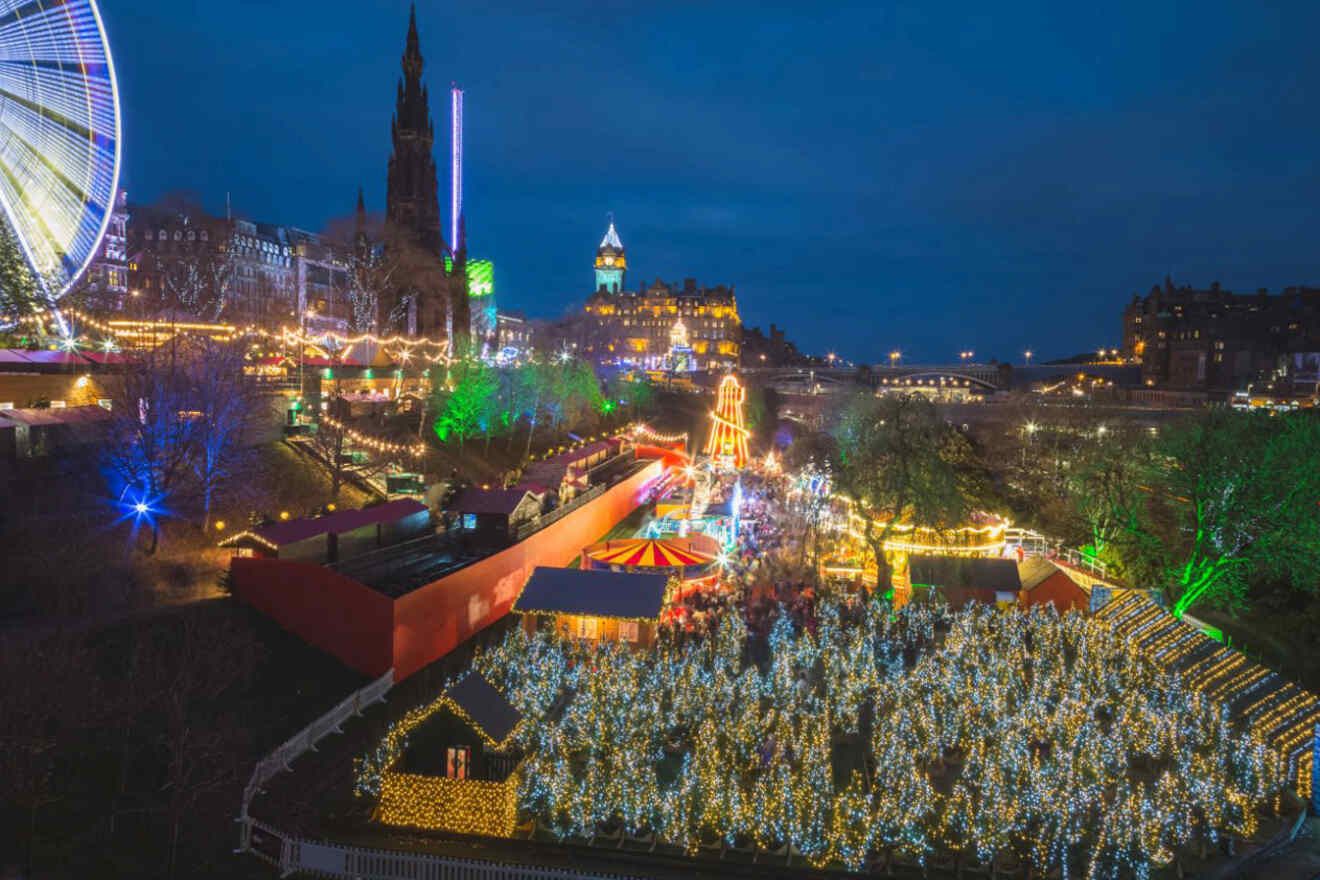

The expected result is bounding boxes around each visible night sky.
[108,1,1320,364]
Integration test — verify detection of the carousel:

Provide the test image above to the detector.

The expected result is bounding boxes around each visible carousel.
[580,536,722,597]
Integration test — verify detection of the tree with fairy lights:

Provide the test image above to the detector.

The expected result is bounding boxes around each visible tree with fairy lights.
[830,391,974,587]
[704,374,749,468]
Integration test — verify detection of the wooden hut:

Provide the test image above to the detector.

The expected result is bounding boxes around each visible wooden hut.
[513,567,672,648]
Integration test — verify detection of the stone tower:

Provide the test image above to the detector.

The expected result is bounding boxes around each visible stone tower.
[383,5,468,346]
[594,219,625,293]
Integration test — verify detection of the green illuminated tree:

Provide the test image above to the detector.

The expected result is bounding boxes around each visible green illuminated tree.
[433,359,497,453]
[1061,421,1159,575]
[0,223,43,319]
[830,392,974,585]
[1137,410,1320,615]
[606,373,655,420]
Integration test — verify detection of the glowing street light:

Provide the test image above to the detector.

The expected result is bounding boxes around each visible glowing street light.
[889,350,901,366]
[959,350,974,363]
[1024,349,1033,365]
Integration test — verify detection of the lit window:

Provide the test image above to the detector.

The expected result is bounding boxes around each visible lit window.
[446,746,471,779]
[577,617,598,640]
[619,621,639,642]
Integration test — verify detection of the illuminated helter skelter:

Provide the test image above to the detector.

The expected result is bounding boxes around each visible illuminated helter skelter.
[0,0,121,327]
[703,373,749,469]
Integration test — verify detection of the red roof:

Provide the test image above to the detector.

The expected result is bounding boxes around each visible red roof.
[0,405,112,426]
[79,351,135,365]
[15,350,90,365]
[223,499,428,547]
[450,487,534,515]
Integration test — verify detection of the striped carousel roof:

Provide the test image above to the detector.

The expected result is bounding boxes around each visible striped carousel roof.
[586,538,714,568]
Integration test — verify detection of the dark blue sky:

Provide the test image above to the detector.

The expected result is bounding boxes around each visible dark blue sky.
[107,1,1320,363]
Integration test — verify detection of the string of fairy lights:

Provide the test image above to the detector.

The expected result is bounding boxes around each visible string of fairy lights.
[357,598,1286,873]
[318,412,427,459]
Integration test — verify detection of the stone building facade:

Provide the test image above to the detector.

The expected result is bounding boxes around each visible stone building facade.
[584,277,740,372]
[1122,278,1320,391]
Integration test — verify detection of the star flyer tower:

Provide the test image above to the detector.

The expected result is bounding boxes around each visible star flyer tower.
[704,374,749,469]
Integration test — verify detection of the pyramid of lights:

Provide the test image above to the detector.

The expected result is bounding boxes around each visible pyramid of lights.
[0,0,122,305]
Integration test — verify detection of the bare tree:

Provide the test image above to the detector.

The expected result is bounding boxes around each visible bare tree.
[187,338,262,530]
[101,337,203,554]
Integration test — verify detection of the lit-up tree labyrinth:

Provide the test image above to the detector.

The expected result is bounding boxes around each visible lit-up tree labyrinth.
[0,0,121,305]
[358,601,1287,874]
[703,374,748,468]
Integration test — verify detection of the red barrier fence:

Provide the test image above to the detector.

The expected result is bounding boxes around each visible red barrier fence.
[230,459,664,680]
[392,459,662,678]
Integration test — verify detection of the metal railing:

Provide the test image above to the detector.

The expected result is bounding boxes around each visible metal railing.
[1003,527,1109,578]
[245,819,640,879]
[239,668,394,834]
[510,484,607,543]
[237,668,643,879]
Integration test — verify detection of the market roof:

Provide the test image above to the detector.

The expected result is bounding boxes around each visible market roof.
[514,566,670,620]
[218,498,427,548]
[443,671,521,747]
[0,405,112,427]
[1018,557,1063,591]
[586,538,713,568]
[449,487,534,516]
[910,556,1023,592]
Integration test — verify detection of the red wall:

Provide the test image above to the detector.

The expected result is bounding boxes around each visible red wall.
[231,557,395,676]
[633,443,690,469]
[229,460,665,681]
[392,459,663,678]
[1020,571,1089,614]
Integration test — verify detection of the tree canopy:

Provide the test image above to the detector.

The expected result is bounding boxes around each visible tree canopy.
[830,393,975,578]
[1137,410,1320,615]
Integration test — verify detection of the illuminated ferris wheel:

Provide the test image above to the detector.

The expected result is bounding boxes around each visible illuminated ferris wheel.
[0,0,121,302]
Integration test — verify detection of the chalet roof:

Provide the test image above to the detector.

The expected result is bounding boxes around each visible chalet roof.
[0,405,112,427]
[443,671,521,747]
[909,556,1023,592]
[514,566,670,621]
[1018,557,1063,591]
[218,498,427,548]
[449,487,533,516]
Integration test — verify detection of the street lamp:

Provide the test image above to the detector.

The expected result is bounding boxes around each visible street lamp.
[1024,349,1033,366]
[959,350,973,364]
[889,350,901,366]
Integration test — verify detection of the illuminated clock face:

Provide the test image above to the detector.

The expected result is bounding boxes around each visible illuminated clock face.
[604,256,615,266]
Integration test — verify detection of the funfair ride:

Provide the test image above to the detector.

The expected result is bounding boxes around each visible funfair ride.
[0,0,122,325]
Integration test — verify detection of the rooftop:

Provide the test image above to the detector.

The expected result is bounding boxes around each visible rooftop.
[514,566,671,621]
[220,499,427,549]
[909,556,1023,592]
[443,671,521,747]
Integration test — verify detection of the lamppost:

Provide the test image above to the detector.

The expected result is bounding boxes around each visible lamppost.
[1024,349,1033,366]
[889,350,901,367]
[959,350,974,364]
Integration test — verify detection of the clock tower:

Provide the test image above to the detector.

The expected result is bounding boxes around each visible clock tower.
[594,219,625,293]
